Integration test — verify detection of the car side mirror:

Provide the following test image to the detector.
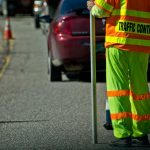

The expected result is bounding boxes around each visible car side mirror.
[39,15,52,23]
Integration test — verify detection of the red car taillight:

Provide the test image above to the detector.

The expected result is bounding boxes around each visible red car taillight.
[53,18,72,35]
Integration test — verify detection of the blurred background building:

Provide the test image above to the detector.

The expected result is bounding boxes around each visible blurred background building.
[0,0,60,17]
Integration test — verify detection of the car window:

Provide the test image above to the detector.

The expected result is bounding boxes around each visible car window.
[59,0,88,15]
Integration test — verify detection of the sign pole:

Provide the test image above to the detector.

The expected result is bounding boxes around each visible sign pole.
[90,12,97,144]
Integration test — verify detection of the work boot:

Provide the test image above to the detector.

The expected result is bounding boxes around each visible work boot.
[103,122,113,130]
[132,135,150,147]
[110,136,132,147]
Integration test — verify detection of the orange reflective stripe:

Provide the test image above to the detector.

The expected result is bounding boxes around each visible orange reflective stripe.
[107,90,150,100]
[107,90,130,97]
[132,114,150,121]
[105,42,150,53]
[131,92,150,100]
[111,112,131,120]
[111,112,150,121]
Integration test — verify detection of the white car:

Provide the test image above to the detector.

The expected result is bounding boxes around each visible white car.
[33,0,42,15]
[39,0,50,34]
[33,0,43,28]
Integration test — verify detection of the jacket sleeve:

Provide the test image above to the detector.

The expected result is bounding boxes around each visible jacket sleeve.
[91,0,114,18]
[91,5,110,18]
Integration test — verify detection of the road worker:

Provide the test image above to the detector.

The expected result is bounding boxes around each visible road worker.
[87,0,150,147]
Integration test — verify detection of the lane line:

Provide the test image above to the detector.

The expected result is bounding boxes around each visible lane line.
[0,55,11,79]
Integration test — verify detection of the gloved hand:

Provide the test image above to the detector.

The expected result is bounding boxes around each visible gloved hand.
[87,0,95,11]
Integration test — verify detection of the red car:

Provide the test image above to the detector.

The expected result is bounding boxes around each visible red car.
[47,0,106,81]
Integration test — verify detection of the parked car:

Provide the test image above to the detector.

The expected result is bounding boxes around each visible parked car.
[39,0,61,35]
[33,0,42,28]
[1,0,33,16]
[45,0,106,81]
[39,0,50,33]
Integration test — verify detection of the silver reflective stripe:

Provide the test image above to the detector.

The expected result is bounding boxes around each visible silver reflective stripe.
[112,9,150,19]
[120,0,127,9]
[106,36,150,47]
[95,0,113,13]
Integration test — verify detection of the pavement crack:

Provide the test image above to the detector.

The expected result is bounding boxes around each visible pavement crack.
[0,119,50,124]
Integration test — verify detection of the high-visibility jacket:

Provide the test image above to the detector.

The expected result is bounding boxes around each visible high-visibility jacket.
[94,0,150,53]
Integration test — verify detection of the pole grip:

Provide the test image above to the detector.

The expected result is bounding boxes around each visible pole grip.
[90,12,97,144]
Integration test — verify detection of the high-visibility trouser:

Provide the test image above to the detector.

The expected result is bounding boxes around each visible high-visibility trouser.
[106,46,150,139]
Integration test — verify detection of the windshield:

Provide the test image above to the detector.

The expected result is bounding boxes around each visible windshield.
[59,0,88,15]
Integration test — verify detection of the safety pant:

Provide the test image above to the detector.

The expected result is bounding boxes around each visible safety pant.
[106,46,150,139]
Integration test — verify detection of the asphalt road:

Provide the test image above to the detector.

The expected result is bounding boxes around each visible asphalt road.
[0,16,149,150]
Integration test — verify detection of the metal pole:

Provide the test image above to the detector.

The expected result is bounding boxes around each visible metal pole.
[90,12,97,144]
